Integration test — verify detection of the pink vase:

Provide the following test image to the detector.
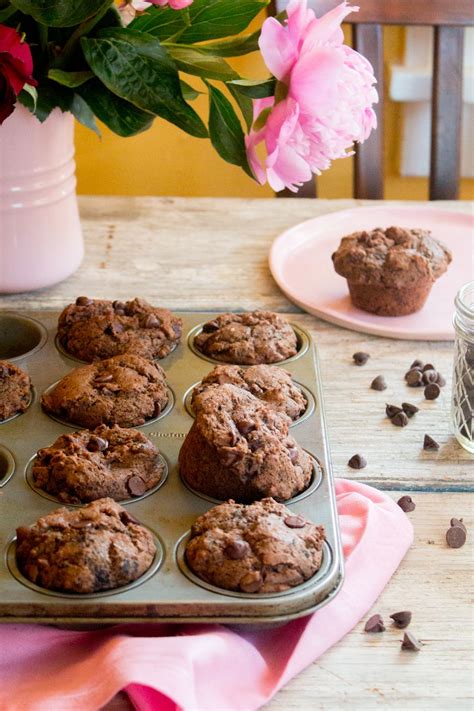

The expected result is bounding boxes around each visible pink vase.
[0,104,83,293]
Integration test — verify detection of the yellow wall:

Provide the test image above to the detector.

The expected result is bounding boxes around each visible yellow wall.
[75,23,474,200]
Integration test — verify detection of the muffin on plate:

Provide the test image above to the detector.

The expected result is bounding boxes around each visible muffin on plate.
[58,297,182,361]
[331,226,452,316]
[179,384,313,503]
[41,353,169,428]
[0,361,31,422]
[15,498,156,593]
[191,364,307,421]
[32,425,165,504]
[185,497,325,593]
[193,311,298,364]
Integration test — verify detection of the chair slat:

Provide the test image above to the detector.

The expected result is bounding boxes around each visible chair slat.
[353,23,384,199]
[430,26,464,200]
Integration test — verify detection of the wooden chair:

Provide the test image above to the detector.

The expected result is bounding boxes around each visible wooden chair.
[268,0,473,199]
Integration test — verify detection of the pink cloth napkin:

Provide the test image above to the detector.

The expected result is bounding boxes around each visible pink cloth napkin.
[0,479,413,711]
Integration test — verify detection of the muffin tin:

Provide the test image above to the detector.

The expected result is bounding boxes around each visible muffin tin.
[0,310,343,625]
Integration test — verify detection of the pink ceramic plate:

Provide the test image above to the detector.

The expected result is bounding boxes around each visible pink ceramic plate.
[269,205,474,340]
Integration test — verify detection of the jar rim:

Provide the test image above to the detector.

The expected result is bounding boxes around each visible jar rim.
[455,281,474,321]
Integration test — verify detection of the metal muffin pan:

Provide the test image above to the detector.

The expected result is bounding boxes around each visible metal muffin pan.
[0,311,343,625]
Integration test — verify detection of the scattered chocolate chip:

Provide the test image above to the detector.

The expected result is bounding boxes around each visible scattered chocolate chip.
[364,614,385,633]
[427,539,435,545]
[87,436,108,453]
[145,314,161,329]
[397,495,415,512]
[371,375,387,391]
[224,539,250,560]
[392,411,409,427]
[353,351,370,366]
[422,369,438,385]
[410,359,424,370]
[390,611,412,629]
[348,453,367,469]
[424,383,440,400]
[446,524,466,549]
[406,369,423,387]
[75,296,92,306]
[239,571,263,593]
[423,434,439,451]
[127,475,146,497]
[94,373,113,384]
[422,363,435,373]
[436,373,446,387]
[450,518,466,533]
[402,402,419,418]
[284,515,306,528]
[386,404,403,419]
[401,631,422,651]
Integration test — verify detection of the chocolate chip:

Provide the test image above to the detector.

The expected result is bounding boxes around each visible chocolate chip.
[423,434,439,451]
[105,323,124,336]
[145,314,161,329]
[94,373,113,384]
[424,383,440,400]
[390,611,412,629]
[284,515,306,528]
[71,520,93,529]
[288,447,299,464]
[127,475,146,497]
[113,300,125,311]
[353,351,370,365]
[364,614,385,633]
[87,436,108,453]
[406,369,423,387]
[75,296,92,306]
[202,320,219,333]
[397,495,415,512]
[235,419,255,436]
[450,518,466,534]
[422,369,438,385]
[401,631,422,651]
[239,571,263,593]
[410,359,424,369]
[120,511,140,525]
[153,402,162,418]
[392,411,409,427]
[224,539,250,560]
[371,375,387,391]
[422,363,435,372]
[0,364,9,378]
[386,404,403,419]
[446,525,466,548]
[402,402,419,418]
[436,372,446,387]
[348,453,367,469]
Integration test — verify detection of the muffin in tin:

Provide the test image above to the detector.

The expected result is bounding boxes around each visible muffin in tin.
[58,297,182,362]
[179,384,312,503]
[32,425,165,504]
[191,364,307,421]
[331,226,452,316]
[41,353,169,428]
[15,498,156,594]
[185,497,325,593]
[193,311,298,364]
[0,361,31,422]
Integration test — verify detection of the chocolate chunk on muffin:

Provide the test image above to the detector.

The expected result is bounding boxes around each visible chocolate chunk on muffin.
[58,297,182,361]
[179,384,313,503]
[191,364,306,421]
[32,425,164,503]
[0,361,31,421]
[332,226,452,316]
[194,311,298,364]
[15,498,156,593]
[41,353,169,428]
[185,498,325,593]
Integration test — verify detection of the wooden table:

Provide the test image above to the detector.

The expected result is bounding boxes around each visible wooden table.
[3,197,473,710]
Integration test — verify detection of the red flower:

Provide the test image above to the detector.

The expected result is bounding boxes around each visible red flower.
[0,24,37,125]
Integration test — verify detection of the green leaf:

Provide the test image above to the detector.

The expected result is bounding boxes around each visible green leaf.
[49,69,94,88]
[10,0,111,27]
[71,93,101,136]
[196,29,260,57]
[129,5,189,41]
[0,6,17,21]
[22,83,37,111]
[180,80,203,101]
[228,83,253,131]
[18,81,72,122]
[81,29,208,138]
[78,79,154,137]
[207,83,251,175]
[166,44,238,81]
[228,77,275,99]
[178,0,268,44]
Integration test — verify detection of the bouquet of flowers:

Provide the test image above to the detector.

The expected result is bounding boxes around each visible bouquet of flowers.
[0,0,377,192]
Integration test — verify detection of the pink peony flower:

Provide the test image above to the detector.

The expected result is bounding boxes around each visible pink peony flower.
[118,0,192,24]
[247,0,378,192]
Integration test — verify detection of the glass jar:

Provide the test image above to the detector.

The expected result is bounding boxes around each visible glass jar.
[452,281,474,453]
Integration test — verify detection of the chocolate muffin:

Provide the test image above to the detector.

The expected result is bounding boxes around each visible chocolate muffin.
[16,498,156,593]
[58,297,182,362]
[332,226,452,316]
[179,384,313,503]
[32,425,165,503]
[194,311,298,364]
[191,364,307,421]
[41,353,169,428]
[185,498,325,593]
[0,361,31,421]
